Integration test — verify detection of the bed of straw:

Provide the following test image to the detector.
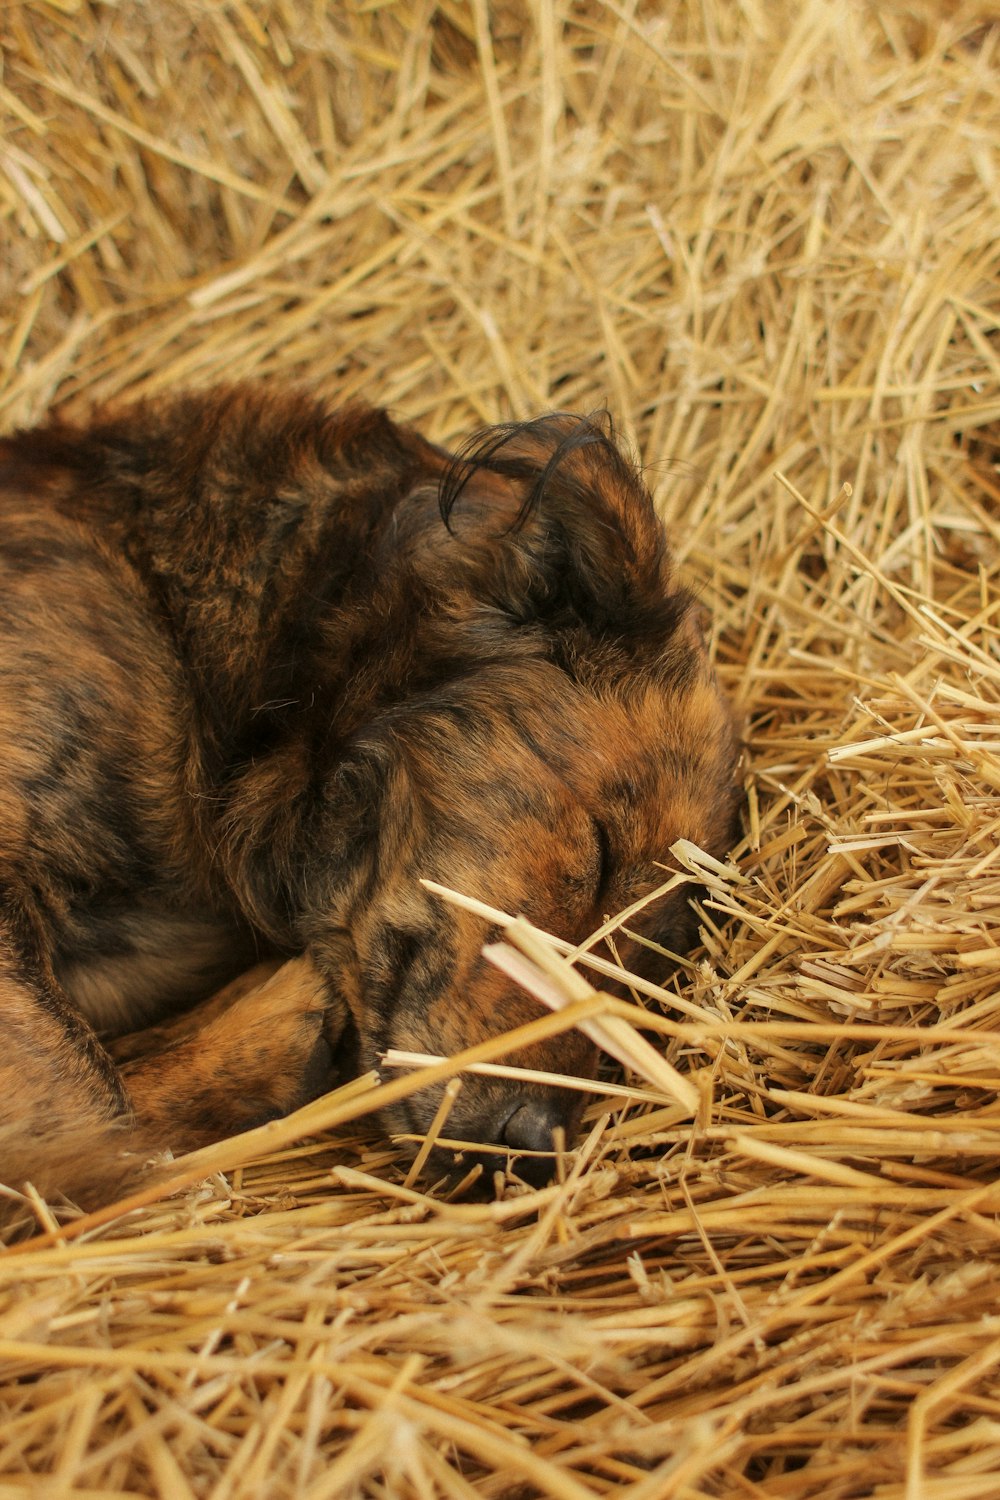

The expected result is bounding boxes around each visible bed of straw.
[2,2,1000,1495]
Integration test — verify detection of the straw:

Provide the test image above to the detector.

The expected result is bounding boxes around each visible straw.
[2,1,1000,1494]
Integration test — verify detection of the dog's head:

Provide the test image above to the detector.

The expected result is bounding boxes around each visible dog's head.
[303,414,740,1184]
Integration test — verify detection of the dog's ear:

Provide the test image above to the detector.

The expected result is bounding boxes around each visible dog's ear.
[435,413,686,648]
[217,738,403,945]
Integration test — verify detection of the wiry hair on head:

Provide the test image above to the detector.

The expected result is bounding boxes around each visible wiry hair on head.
[438,410,637,539]
[430,410,687,660]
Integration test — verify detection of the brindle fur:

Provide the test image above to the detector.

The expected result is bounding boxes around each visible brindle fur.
[0,388,739,1201]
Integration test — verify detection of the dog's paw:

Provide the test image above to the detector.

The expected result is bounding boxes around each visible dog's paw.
[119,956,345,1143]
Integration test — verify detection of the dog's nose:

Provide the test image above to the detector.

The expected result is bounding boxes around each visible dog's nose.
[501,1097,568,1155]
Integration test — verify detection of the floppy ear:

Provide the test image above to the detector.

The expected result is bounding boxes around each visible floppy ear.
[217,738,402,947]
[436,413,686,646]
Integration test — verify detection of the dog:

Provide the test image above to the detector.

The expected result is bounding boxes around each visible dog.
[0,387,739,1203]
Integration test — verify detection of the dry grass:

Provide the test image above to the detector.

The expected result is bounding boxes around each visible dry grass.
[3,0,1000,1494]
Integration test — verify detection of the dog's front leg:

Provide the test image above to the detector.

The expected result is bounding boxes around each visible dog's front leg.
[0,948,346,1219]
[110,956,344,1147]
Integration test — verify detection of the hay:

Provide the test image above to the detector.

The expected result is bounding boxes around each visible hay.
[3,0,1000,1493]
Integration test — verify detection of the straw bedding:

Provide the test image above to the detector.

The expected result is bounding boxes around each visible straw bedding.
[2,0,1000,1493]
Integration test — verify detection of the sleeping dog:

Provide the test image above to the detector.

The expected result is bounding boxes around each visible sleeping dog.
[0,388,739,1200]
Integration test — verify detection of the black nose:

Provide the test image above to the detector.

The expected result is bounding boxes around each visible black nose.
[501,1098,567,1155]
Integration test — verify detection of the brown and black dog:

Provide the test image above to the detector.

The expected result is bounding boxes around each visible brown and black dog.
[0,387,739,1200]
